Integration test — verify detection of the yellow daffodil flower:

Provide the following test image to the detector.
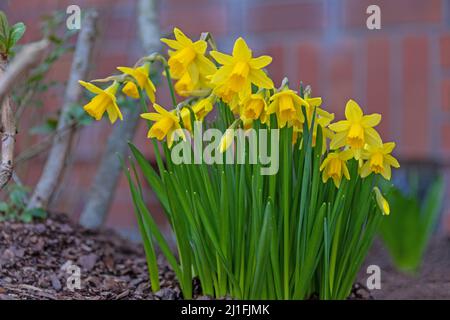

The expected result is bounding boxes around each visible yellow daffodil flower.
[267,87,306,128]
[192,97,214,120]
[240,92,267,121]
[373,187,390,215]
[79,80,123,124]
[141,103,185,148]
[360,142,400,180]
[259,107,270,126]
[303,96,323,120]
[210,37,274,99]
[122,81,139,99]
[319,149,353,188]
[328,100,382,158]
[180,108,193,132]
[292,108,334,151]
[161,27,216,83]
[174,73,212,97]
[174,72,196,97]
[117,63,156,102]
[213,84,240,113]
[314,110,335,152]
[179,97,214,132]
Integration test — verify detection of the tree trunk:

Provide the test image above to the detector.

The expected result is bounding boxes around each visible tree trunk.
[27,11,98,208]
[79,0,160,229]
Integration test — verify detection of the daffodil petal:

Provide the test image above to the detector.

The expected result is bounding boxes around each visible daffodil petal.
[319,157,331,171]
[339,149,354,161]
[117,66,137,77]
[192,40,207,54]
[79,80,104,95]
[361,113,381,128]
[307,97,322,108]
[233,37,252,61]
[345,99,363,122]
[141,112,162,122]
[83,95,107,120]
[330,131,347,149]
[249,55,272,69]
[249,69,274,89]
[173,27,192,46]
[322,171,329,183]
[187,63,200,84]
[238,81,252,100]
[342,163,351,180]
[382,142,396,154]
[106,104,118,123]
[364,127,382,146]
[385,154,400,168]
[328,120,350,132]
[381,163,392,180]
[360,161,372,178]
[144,82,156,103]
[210,50,234,65]
[267,101,278,114]
[106,101,123,123]
[160,38,184,50]
[333,177,340,188]
[167,129,175,148]
[196,55,217,75]
[153,103,174,119]
[211,65,233,84]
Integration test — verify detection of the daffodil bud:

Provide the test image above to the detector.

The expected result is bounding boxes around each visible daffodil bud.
[117,63,156,102]
[219,129,235,153]
[122,81,140,99]
[373,187,390,215]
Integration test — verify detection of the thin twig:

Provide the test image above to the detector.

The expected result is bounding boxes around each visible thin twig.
[15,122,82,164]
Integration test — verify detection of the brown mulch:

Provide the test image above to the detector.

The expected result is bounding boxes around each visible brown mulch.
[0,213,181,300]
[359,237,450,299]
[1,212,449,300]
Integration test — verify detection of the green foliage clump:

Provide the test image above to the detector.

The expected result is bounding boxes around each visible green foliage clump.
[0,184,47,222]
[0,10,26,58]
[379,175,444,274]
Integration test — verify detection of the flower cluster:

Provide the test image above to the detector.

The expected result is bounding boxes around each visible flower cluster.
[79,27,399,189]
[79,27,404,300]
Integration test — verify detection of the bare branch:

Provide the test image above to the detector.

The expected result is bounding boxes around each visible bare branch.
[79,0,160,229]
[27,11,98,209]
[0,40,49,104]
[15,122,84,164]
[0,39,49,190]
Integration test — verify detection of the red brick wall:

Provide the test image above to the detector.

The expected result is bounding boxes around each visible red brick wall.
[2,0,450,235]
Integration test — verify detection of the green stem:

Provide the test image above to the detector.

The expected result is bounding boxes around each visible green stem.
[138,90,165,175]
[164,65,177,107]
[282,127,290,299]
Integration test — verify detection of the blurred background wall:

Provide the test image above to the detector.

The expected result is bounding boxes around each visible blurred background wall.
[1,0,450,238]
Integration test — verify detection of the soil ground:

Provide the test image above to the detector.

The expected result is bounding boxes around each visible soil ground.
[0,213,180,300]
[1,213,449,299]
[359,237,450,299]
